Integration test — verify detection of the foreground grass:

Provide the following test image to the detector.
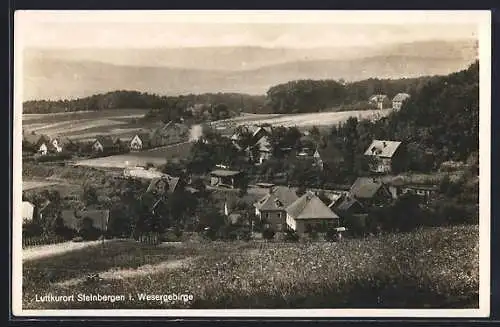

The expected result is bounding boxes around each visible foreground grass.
[22,225,478,309]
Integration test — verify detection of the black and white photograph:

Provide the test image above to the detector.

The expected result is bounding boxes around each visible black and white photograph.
[12,10,491,317]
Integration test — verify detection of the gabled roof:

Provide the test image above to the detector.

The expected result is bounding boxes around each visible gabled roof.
[392,93,411,102]
[349,177,386,199]
[364,140,402,158]
[61,209,110,231]
[314,145,343,162]
[146,175,180,194]
[93,136,115,148]
[132,132,152,143]
[335,195,365,212]
[254,186,299,211]
[286,191,339,220]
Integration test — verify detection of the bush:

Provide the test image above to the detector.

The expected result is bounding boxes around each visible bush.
[262,228,276,240]
[283,229,300,242]
[325,229,338,242]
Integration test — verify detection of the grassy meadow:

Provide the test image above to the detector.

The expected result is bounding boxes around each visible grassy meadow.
[23,225,479,310]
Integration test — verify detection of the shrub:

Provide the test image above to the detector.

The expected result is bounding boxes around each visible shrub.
[262,228,276,240]
[162,230,181,242]
[325,228,338,242]
[283,229,300,242]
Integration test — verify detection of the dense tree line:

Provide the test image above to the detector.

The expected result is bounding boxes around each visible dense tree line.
[23,90,266,116]
[263,76,436,114]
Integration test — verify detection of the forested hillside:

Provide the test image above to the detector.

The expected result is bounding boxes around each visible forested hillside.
[327,60,479,179]
[263,76,436,114]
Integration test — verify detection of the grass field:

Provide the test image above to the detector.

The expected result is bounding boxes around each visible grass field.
[22,109,151,141]
[73,142,194,168]
[22,225,478,309]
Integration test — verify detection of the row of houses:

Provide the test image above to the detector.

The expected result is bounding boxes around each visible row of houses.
[22,121,190,156]
[220,173,438,236]
[369,93,411,110]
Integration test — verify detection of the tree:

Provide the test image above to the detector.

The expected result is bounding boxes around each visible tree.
[82,184,99,207]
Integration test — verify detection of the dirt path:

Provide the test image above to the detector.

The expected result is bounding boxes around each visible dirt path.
[55,257,194,288]
[23,240,111,262]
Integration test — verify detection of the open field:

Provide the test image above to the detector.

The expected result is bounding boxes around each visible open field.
[22,109,150,141]
[211,109,393,133]
[22,225,478,309]
[73,142,194,169]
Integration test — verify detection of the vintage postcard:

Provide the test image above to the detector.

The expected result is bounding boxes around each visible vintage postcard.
[12,10,491,317]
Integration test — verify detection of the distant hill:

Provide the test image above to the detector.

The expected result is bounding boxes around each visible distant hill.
[22,39,477,100]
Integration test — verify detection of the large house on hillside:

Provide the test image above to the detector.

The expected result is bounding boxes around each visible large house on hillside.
[392,93,411,110]
[364,140,405,174]
[285,191,340,235]
[254,186,299,231]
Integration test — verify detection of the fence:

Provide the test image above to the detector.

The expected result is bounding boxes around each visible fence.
[22,235,67,248]
[137,232,161,245]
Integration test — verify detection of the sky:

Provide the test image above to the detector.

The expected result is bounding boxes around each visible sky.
[15,10,482,49]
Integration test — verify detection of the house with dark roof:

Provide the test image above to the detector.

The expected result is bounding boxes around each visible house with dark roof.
[254,186,299,231]
[349,177,393,207]
[129,132,152,151]
[392,93,411,110]
[285,191,340,235]
[23,133,52,155]
[332,194,366,219]
[364,140,405,174]
[150,121,189,147]
[91,136,116,153]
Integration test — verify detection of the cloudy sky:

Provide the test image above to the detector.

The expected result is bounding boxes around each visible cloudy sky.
[16,10,482,49]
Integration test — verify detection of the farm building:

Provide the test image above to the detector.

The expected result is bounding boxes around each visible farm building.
[129,132,152,151]
[254,186,299,231]
[209,169,245,189]
[392,93,411,110]
[23,134,51,155]
[61,209,110,232]
[348,177,393,207]
[285,191,340,235]
[369,94,390,109]
[22,201,35,223]
[364,140,405,174]
[91,136,115,153]
[150,121,189,147]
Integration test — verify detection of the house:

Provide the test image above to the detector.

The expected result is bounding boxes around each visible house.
[369,94,390,109]
[313,145,344,171]
[146,175,181,195]
[386,176,438,202]
[364,140,405,174]
[254,186,299,231]
[231,125,273,165]
[150,121,189,147]
[285,191,340,235]
[61,209,110,232]
[23,134,51,155]
[22,201,34,223]
[392,93,411,110]
[129,132,152,151]
[209,169,245,189]
[91,136,115,153]
[348,177,393,207]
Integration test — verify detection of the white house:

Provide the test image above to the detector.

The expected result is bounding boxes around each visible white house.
[39,143,48,155]
[369,94,389,110]
[392,93,411,110]
[22,201,34,223]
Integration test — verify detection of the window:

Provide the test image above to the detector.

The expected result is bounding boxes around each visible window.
[277,212,281,219]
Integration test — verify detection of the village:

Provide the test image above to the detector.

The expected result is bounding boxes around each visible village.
[21,90,473,247]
